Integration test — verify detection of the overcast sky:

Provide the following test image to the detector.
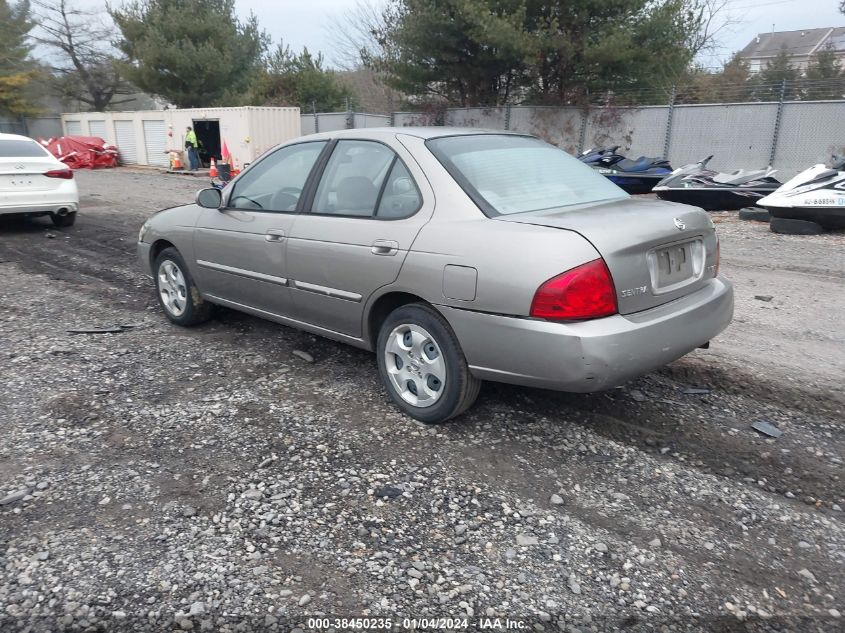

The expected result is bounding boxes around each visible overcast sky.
[83,0,845,68]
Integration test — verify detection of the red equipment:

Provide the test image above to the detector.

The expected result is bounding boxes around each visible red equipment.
[40,136,120,169]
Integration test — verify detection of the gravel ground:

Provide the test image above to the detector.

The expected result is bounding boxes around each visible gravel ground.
[0,168,843,632]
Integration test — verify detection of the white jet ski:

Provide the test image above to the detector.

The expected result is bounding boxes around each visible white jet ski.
[757,156,845,230]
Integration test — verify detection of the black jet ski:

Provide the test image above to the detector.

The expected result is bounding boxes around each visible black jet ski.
[579,146,621,168]
[653,155,782,211]
[579,147,673,194]
[757,155,845,230]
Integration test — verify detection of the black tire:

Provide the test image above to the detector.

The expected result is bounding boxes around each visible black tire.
[50,211,76,227]
[152,247,212,326]
[769,217,823,235]
[738,207,770,222]
[376,303,481,424]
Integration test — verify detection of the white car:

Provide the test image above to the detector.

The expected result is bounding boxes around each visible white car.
[0,133,79,227]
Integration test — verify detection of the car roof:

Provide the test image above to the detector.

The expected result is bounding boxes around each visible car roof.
[303,127,524,142]
[0,132,39,142]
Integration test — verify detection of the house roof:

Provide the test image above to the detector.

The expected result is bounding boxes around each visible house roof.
[738,27,845,59]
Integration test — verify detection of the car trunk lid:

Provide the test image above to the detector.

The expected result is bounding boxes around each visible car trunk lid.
[496,197,719,315]
[0,157,65,192]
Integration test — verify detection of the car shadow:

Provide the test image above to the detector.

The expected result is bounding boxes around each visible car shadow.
[0,215,54,234]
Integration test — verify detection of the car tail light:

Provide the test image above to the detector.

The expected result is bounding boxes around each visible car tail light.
[715,239,720,276]
[44,168,73,179]
[530,259,618,321]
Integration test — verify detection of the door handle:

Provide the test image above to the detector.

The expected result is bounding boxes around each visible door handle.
[265,229,286,242]
[371,239,399,256]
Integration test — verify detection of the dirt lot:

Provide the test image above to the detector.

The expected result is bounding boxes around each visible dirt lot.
[1,168,843,632]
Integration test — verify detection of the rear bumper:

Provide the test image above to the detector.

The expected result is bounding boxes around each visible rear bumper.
[0,201,78,216]
[438,276,734,392]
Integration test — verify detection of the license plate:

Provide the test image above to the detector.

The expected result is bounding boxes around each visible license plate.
[648,239,704,292]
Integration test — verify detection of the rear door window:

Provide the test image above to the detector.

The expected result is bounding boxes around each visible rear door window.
[311,140,421,219]
[311,140,394,217]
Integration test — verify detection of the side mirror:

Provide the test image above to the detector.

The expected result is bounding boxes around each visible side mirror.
[196,187,222,209]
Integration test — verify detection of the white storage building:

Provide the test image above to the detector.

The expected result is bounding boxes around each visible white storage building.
[60,106,301,169]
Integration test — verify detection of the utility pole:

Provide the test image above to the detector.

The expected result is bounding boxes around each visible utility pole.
[578,89,590,154]
[663,85,677,159]
[345,96,354,129]
[769,80,787,167]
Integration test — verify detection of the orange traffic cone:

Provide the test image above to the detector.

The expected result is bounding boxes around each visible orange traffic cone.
[209,157,218,178]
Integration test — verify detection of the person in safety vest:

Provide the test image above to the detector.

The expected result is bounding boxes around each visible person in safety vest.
[185,126,199,171]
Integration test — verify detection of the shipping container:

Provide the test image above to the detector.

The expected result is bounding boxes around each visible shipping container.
[61,106,301,168]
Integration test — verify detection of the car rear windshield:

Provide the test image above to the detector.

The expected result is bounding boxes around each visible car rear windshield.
[0,139,49,157]
[426,134,628,216]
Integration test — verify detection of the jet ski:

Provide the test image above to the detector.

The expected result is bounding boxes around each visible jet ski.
[579,146,621,167]
[757,156,845,230]
[579,147,673,194]
[653,155,782,211]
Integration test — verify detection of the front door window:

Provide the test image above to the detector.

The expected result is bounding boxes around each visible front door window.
[229,141,327,212]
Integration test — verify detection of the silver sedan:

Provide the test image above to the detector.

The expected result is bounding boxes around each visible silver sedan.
[138,129,733,423]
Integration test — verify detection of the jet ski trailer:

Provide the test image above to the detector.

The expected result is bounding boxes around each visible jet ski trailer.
[757,156,845,230]
[653,156,782,211]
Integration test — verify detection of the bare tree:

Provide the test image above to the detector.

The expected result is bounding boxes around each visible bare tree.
[31,0,133,111]
[652,0,740,91]
[325,0,394,71]
[325,0,405,111]
[686,0,738,58]
[336,66,402,113]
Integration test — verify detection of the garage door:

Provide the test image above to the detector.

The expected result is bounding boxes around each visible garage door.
[114,120,138,164]
[88,120,107,140]
[65,120,82,135]
[142,120,168,167]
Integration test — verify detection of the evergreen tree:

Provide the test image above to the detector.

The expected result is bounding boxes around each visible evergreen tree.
[676,54,752,104]
[370,0,719,107]
[0,0,38,116]
[0,0,31,72]
[372,0,529,106]
[249,44,351,112]
[752,46,799,101]
[110,0,269,108]
[803,46,844,100]
[525,0,704,104]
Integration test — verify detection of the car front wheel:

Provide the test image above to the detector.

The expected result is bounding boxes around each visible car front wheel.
[153,247,212,326]
[377,303,481,423]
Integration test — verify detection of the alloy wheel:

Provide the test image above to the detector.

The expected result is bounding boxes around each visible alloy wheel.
[157,260,188,317]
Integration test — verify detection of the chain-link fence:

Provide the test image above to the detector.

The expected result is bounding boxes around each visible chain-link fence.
[306,99,845,179]
[0,118,27,135]
[300,111,390,135]
[0,117,65,139]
